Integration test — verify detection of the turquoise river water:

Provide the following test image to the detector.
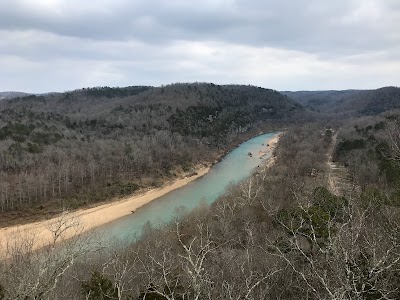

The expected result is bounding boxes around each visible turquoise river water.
[94,132,278,244]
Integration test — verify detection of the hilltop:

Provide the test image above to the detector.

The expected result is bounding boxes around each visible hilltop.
[0,91,32,100]
[283,86,400,115]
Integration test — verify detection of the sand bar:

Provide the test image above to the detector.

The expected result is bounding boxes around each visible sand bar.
[0,133,282,252]
[0,166,210,251]
[258,132,281,157]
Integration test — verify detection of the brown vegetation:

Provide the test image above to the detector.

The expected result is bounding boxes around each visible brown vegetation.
[0,83,303,226]
[1,85,399,299]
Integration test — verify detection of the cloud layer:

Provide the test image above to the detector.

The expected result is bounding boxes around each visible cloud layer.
[0,0,399,92]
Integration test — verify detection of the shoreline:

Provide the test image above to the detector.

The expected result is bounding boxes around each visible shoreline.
[0,129,275,229]
[262,133,281,168]
[0,132,281,251]
[0,166,210,251]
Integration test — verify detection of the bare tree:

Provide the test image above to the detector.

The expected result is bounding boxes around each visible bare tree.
[0,212,100,299]
[266,195,400,300]
[386,118,400,162]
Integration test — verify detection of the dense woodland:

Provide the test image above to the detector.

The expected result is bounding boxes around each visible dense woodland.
[0,83,400,299]
[0,92,31,101]
[334,111,400,203]
[283,87,400,115]
[0,84,302,225]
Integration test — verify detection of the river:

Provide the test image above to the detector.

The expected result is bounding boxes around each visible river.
[93,132,278,245]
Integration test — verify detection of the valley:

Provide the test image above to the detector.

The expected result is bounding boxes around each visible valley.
[0,83,399,299]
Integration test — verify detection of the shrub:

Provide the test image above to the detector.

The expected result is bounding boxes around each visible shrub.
[0,284,5,300]
[313,186,348,219]
[26,142,42,153]
[276,205,332,241]
[360,187,388,209]
[336,139,366,158]
[81,271,118,300]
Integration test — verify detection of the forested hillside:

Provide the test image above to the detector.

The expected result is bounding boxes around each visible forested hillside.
[0,84,400,300]
[335,87,400,115]
[2,84,400,300]
[0,92,32,101]
[3,116,399,299]
[284,86,400,115]
[281,90,360,112]
[0,83,302,225]
[334,111,400,201]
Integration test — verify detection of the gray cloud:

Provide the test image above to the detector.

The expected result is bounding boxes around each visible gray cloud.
[0,0,399,92]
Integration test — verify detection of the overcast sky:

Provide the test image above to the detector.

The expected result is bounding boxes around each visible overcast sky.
[0,0,399,93]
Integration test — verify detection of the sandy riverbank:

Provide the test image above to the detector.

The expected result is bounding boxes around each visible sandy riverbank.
[0,133,282,252]
[258,132,281,157]
[0,166,210,251]
[256,132,282,170]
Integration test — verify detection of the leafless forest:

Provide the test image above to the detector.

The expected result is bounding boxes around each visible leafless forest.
[0,84,400,299]
[0,83,302,226]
